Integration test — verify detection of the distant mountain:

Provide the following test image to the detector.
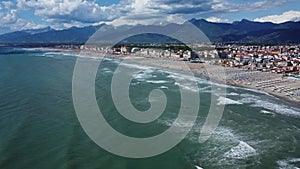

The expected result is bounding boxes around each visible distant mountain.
[88,23,208,44]
[189,19,300,43]
[23,26,54,34]
[0,19,300,44]
[0,25,103,44]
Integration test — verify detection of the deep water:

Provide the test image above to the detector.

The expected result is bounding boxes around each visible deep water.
[0,47,299,169]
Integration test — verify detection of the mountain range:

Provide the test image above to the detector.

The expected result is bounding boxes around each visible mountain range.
[0,19,300,44]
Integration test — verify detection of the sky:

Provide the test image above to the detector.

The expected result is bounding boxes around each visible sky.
[0,0,300,34]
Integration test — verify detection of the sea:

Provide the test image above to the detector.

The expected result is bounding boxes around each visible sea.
[0,46,299,169]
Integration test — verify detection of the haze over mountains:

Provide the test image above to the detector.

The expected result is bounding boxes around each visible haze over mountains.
[0,19,300,44]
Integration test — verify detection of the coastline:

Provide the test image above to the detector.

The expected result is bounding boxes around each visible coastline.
[122,56,300,106]
[40,47,300,106]
[231,82,300,108]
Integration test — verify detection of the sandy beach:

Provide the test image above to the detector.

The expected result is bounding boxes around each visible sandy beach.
[44,47,300,105]
[115,55,300,105]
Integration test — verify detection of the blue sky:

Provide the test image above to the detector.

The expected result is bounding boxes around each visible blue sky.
[0,0,300,34]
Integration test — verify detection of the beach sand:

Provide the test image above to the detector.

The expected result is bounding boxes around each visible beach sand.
[119,56,300,105]
[45,47,300,105]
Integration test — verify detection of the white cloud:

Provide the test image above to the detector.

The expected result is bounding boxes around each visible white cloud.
[0,0,299,34]
[17,0,118,23]
[2,1,14,9]
[14,0,298,27]
[108,0,294,26]
[0,9,46,32]
[106,0,224,26]
[21,21,46,30]
[254,10,300,23]
[2,10,19,25]
[206,17,229,23]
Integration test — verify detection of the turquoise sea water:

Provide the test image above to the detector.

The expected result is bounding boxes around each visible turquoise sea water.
[0,47,299,169]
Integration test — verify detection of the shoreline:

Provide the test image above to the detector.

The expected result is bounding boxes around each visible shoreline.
[38,47,300,106]
[123,56,300,106]
[230,81,300,108]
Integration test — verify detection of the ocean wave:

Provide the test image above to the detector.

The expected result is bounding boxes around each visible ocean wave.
[130,82,140,86]
[159,86,169,89]
[157,118,194,128]
[146,80,170,84]
[119,62,154,71]
[217,97,242,106]
[195,165,204,169]
[224,141,257,159]
[277,158,300,169]
[132,69,155,80]
[260,110,276,116]
[239,94,300,117]
[100,68,113,74]
[21,48,45,51]
[41,52,87,60]
[211,127,239,143]
[174,82,199,93]
[240,93,261,99]
[41,51,108,61]
[198,86,211,92]
[227,92,239,96]
[167,72,192,80]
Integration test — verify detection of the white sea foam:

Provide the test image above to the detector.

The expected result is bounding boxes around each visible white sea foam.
[44,52,71,56]
[198,86,211,92]
[260,110,275,116]
[133,73,152,80]
[167,72,193,81]
[159,86,169,89]
[43,51,108,60]
[146,80,169,84]
[211,127,238,142]
[120,62,153,71]
[277,158,300,169]
[239,93,300,117]
[253,100,300,117]
[77,54,104,60]
[239,97,258,104]
[195,165,204,169]
[157,118,195,128]
[217,97,242,106]
[168,72,226,90]
[101,68,112,73]
[103,57,114,61]
[42,52,85,59]
[103,57,121,63]
[227,92,239,96]
[225,83,274,97]
[174,82,199,93]
[224,141,256,159]
[130,82,140,86]
[42,53,56,57]
[290,158,300,163]
[43,54,55,58]
[132,69,155,80]
[22,47,43,51]
[240,93,261,99]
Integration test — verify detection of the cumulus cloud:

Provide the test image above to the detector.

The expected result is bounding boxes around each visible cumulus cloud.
[106,0,230,26]
[19,0,234,26]
[254,10,300,23]
[108,0,295,25]
[2,10,19,25]
[0,0,299,34]
[206,17,229,23]
[0,9,45,33]
[17,0,119,23]
[2,1,14,9]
